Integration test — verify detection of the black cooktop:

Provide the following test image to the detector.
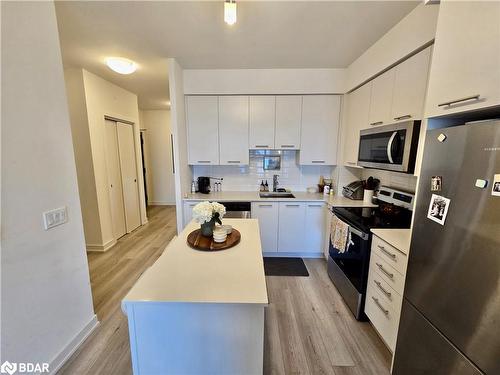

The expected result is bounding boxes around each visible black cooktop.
[332,205,412,233]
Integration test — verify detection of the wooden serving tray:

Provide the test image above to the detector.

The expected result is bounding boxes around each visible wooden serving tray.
[187,228,241,251]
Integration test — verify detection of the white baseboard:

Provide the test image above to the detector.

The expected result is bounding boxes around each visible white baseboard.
[86,239,116,252]
[49,315,99,374]
[262,252,323,258]
[148,201,176,206]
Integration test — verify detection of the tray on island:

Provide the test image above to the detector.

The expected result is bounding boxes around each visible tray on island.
[187,228,241,251]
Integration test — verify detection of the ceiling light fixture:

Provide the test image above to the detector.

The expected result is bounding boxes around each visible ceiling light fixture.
[224,0,237,25]
[105,57,137,75]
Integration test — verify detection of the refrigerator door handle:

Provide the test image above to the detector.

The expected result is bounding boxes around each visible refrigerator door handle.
[387,131,397,164]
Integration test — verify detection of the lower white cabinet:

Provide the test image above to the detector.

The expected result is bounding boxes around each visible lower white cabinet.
[278,202,306,253]
[183,202,197,227]
[251,202,279,253]
[304,203,325,253]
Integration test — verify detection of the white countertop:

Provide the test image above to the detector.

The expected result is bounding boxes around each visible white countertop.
[370,228,412,254]
[122,219,268,306]
[184,191,377,208]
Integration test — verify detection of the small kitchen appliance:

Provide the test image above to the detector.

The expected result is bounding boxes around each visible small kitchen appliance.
[197,176,211,194]
[342,180,365,200]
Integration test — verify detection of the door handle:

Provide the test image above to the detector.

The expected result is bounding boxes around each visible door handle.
[376,263,394,279]
[374,280,392,298]
[378,245,396,259]
[438,94,480,107]
[371,296,389,315]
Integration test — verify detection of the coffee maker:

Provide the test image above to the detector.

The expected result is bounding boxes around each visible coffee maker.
[197,176,211,194]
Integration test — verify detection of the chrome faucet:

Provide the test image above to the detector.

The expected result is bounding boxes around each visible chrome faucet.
[273,174,279,192]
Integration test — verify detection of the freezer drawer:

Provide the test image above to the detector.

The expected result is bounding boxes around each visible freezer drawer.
[393,300,482,375]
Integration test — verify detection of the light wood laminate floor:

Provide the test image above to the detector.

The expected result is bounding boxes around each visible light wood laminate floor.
[58,206,390,375]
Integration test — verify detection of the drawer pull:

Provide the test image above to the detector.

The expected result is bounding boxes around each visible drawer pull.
[255,145,269,148]
[438,94,480,107]
[281,144,295,148]
[311,160,325,164]
[376,263,394,279]
[308,204,323,207]
[372,296,389,315]
[394,114,412,121]
[227,160,241,164]
[285,204,300,207]
[378,245,396,259]
[374,280,392,298]
[258,204,273,207]
[197,160,211,163]
[370,121,383,126]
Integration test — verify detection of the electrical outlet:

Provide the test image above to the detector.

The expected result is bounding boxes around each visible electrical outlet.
[43,207,68,230]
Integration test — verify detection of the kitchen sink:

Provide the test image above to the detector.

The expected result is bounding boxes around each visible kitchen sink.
[259,192,295,198]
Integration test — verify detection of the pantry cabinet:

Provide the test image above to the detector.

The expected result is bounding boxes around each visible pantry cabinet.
[425,1,500,117]
[368,69,395,126]
[186,96,219,165]
[341,82,372,167]
[275,96,302,150]
[300,95,341,165]
[249,96,275,150]
[251,202,279,252]
[218,96,249,166]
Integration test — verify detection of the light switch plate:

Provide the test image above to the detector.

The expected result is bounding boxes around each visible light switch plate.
[43,207,68,230]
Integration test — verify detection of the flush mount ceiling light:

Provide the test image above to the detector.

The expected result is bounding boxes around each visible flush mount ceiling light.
[224,0,237,25]
[105,57,137,75]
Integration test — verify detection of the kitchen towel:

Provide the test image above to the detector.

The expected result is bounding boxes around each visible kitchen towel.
[330,214,351,253]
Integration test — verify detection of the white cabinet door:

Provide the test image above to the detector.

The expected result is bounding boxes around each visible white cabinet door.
[391,47,432,122]
[368,69,395,126]
[275,96,302,150]
[341,83,372,167]
[251,202,279,253]
[183,202,197,228]
[186,96,219,165]
[426,1,500,117]
[304,203,325,253]
[300,95,341,165]
[249,96,275,150]
[219,96,249,165]
[278,202,306,252]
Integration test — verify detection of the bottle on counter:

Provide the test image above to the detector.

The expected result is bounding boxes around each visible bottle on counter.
[260,180,265,192]
[264,180,269,192]
[191,180,196,193]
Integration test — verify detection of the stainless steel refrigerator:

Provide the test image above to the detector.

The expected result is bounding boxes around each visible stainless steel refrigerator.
[392,119,500,375]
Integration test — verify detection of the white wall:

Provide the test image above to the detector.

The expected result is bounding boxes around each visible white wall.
[1,1,97,372]
[168,58,192,233]
[65,69,147,250]
[140,110,176,205]
[346,3,439,91]
[184,68,346,95]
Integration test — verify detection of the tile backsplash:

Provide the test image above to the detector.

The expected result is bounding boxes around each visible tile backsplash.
[192,151,334,192]
[361,168,417,192]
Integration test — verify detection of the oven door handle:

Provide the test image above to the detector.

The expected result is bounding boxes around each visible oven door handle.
[387,131,397,164]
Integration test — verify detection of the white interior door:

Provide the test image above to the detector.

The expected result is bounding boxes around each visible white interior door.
[105,119,127,239]
[116,122,141,233]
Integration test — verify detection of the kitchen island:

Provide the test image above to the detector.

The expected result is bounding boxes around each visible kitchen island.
[122,219,268,375]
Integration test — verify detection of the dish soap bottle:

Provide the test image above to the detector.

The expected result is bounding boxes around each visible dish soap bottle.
[260,180,265,192]
[264,180,269,192]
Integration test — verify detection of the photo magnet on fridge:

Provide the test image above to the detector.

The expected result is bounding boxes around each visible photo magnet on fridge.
[492,174,500,197]
[427,194,451,226]
[431,176,442,192]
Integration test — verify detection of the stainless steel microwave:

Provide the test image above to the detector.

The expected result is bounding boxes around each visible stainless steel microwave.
[357,121,420,173]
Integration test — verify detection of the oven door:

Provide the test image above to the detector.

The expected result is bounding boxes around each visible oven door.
[357,121,419,173]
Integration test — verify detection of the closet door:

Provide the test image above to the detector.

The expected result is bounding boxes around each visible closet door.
[105,120,127,239]
[116,122,141,232]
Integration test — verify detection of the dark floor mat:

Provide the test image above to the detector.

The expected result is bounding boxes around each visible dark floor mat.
[264,257,309,277]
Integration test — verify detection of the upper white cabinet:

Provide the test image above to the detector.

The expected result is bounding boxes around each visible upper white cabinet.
[425,1,500,117]
[275,96,302,150]
[368,69,395,126]
[218,96,249,165]
[341,82,372,167]
[391,48,432,122]
[300,95,341,165]
[249,96,275,150]
[186,96,219,165]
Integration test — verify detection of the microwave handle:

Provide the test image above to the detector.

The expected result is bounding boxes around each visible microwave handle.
[387,131,397,164]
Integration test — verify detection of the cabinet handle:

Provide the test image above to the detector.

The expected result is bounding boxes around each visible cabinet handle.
[438,94,480,107]
[374,280,392,298]
[376,263,394,279]
[285,204,300,207]
[311,160,325,164]
[370,121,383,126]
[308,204,323,207]
[371,296,389,315]
[255,145,269,148]
[394,114,412,121]
[346,161,357,166]
[197,160,211,164]
[258,204,273,207]
[378,245,397,259]
[227,160,241,164]
[281,144,295,148]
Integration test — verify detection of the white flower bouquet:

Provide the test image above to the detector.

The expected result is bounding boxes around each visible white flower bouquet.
[192,201,226,236]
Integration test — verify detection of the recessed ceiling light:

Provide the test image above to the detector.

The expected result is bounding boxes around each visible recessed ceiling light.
[224,0,237,25]
[105,57,137,75]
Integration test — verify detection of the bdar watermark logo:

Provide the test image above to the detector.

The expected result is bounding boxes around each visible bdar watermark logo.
[0,362,17,375]
[0,361,49,374]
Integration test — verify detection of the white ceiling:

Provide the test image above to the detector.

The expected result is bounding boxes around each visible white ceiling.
[55,1,419,110]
